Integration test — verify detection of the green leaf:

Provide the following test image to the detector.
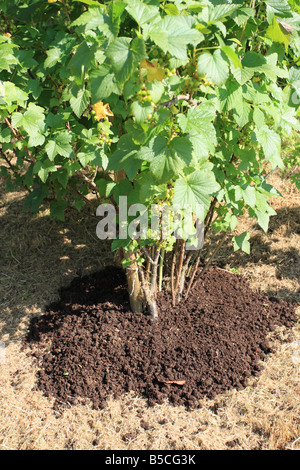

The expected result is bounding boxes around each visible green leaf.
[253,107,265,127]
[221,46,242,69]
[231,7,255,26]
[44,47,61,69]
[0,126,11,143]
[197,50,229,87]
[0,41,18,71]
[177,103,216,134]
[204,4,240,23]
[266,0,293,20]
[28,133,45,148]
[177,105,217,159]
[125,0,160,25]
[233,232,250,254]
[147,16,202,60]
[164,3,179,16]
[255,210,271,233]
[2,82,28,104]
[217,79,243,112]
[242,185,256,208]
[137,135,193,183]
[45,133,72,161]
[232,66,255,85]
[34,159,57,183]
[106,37,146,83]
[108,134,141,179]
[72,5,120,40]
[174,171,220,214]
[255,125,283,169]
[266,17,291,52]
[233,101,252,127]
[11,103,45,136]
[89,67,121,102]
[70,87,90,117]
[130,100,154,123]
[68,41,95,79]
[50,200,68,222]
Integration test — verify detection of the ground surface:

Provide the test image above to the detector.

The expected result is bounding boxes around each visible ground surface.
[0,168,299,450]
[26,265,296,411]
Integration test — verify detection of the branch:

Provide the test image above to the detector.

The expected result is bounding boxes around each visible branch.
[158,94,198,109]
[142,246,155,265]
[190,232,228,292]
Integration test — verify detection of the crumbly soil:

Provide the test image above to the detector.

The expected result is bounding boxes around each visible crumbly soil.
[25,265,297,411]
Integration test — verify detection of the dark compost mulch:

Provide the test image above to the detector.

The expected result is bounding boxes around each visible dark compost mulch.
[25,265,297,410]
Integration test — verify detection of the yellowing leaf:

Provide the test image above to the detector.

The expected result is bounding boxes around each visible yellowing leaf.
[266,17,290,52]
[92,101,114,121]
[141,60,165,82]
[141,59,156,71]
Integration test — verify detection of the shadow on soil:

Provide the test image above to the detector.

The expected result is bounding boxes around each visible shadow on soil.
[0,186,113,342]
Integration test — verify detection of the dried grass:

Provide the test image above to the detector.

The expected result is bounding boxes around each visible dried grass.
[0,168,299,450]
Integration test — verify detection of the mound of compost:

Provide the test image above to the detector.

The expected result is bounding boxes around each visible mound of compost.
[25,266,297,410]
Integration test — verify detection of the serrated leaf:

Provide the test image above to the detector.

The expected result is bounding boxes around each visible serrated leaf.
[136,135,193,183]
[242,185,256,208]
[255,210,270,232]
[3,82,28,104]
[197,49,229,87]
[11,103,45,135]
[232,66,254,85]
[221,46,242,69]
[233,232,250,254]
[92,100,114,121]
[177,103,216,135]
[70,88,90,117]
[255,125,283,169]
[130,100,153,123]
[45,133,72,161]
[174,170,220,214]
[147,16,202,60]
[68,41,96,79]
[106,37,146,83]
[89,67,121,102]
[233,101,252,127]
[108,134,141,179]
[266,17,291,52]
[50,200,68,221]
[125,0,160,25]
[217,79,243,112]
[44,47,61,69]
[266,0,293,19]
[28,133,45,147]
[205,4,240,23]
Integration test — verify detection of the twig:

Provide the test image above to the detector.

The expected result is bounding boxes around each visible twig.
[158,94,198,109]
[150,248,161,296]
[265,166,278,181]
[190,232,228,292]
[66,185,97,210]
[158,248,165,292]
[4,117,18,137]
[171,248,177,307]
[174,240,185,297]
[142,247,154,265]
